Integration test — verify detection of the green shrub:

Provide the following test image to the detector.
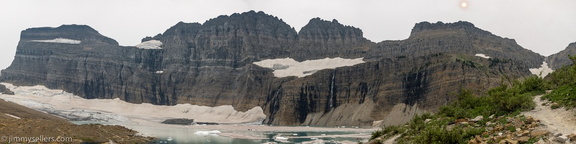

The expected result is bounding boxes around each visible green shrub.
[372,75,545,144]
[404,125,483,144]
[543,55,576,108]
[371,125,406,140]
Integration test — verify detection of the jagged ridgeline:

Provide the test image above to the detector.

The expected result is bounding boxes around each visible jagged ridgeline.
[0,11,544,126]
[547,42,576,70]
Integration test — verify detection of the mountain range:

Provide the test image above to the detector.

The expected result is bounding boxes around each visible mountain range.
[1,11,574,126]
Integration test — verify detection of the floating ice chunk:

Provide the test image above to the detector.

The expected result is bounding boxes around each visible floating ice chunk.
[253,57,365,78]
[136,40,162,49]
[31,38,81,44]
[274,135,290,143]
[475,54,491,59]
[275,136,288,140]
[529,61,553,78]
[194,130,221,135]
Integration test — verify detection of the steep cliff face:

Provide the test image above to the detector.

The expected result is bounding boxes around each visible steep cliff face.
[0,25,167,104]
[0,11,543,126]
[547,42,576,69]
[265,53,529,126]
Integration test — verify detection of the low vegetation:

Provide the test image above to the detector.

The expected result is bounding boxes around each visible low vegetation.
[369,55,576,143]
[542,55,576,108]
[370,75,546,144]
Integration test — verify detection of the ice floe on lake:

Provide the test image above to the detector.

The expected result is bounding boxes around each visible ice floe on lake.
[194,130,222,135]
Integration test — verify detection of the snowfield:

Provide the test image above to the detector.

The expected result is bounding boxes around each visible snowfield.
[0,83,266,124]
[253,57,365,78]
[475,53,491,59]
[529,61,553,78]
[30,38,81,44]
[136,40,163,49]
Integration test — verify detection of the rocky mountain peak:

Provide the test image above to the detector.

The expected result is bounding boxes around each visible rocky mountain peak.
[21,24,118,45]
[547,42,576,69]
[201,10,294,32]
[157,22,202,39]
[409,21,493,38]
[413,21,475,30]
[298,17,364,40]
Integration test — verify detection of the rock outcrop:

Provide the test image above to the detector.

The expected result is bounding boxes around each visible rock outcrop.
[0,84,14,95]
[0,11,544,126]
[546,42,576,70]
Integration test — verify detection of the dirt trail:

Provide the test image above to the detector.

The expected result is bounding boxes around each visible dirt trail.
[522,95,576,135]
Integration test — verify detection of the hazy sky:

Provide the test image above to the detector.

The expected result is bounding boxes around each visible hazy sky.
[1,0,575,70]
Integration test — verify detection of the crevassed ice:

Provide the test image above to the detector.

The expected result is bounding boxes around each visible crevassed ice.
[0,83,266,124]
[253,57,365,78]
[475,54,491,59]
[136,40,162,49]
[31,38,81,44]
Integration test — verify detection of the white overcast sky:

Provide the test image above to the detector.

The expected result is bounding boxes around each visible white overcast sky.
[1,0,575,70]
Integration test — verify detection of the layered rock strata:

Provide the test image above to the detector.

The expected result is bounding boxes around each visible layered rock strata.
[0,11,543,126]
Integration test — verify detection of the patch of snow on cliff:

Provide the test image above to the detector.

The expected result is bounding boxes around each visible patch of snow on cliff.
[31,38,81,44]
[136,40,162,49]
[253,57,365,78]
[5,113,21,119]
[529,61,553,78]
[475,54,491,59]
[0,83,266,124]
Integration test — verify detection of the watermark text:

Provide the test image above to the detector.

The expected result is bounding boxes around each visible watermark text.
[1,135,73,143]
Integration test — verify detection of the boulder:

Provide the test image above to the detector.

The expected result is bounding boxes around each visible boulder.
[568,134,576,141]
[554,135,568,143]
[530,130,550,137]
[516,136,530,143]
[470,116,484,122]
[0,84,14,95]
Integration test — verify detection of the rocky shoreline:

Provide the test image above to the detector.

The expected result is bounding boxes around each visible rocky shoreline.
[0,98,153,143]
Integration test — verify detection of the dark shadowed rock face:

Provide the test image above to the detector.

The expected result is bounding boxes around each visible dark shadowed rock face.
[0,11,543,126]
[0,84,14,95]
[547,42,576,70]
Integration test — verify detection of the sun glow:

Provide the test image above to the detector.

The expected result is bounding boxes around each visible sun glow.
[461,1,468,8]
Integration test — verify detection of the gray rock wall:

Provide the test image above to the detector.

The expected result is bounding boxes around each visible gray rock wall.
[0,11,543,126]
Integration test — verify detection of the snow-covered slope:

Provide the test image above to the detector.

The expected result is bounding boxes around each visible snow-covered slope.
[529,61,553,78]
[0,83,266,124]
[30,38,81,44]
[475,54,491,59]
[135,40,162,49]
[253,57,365,78]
